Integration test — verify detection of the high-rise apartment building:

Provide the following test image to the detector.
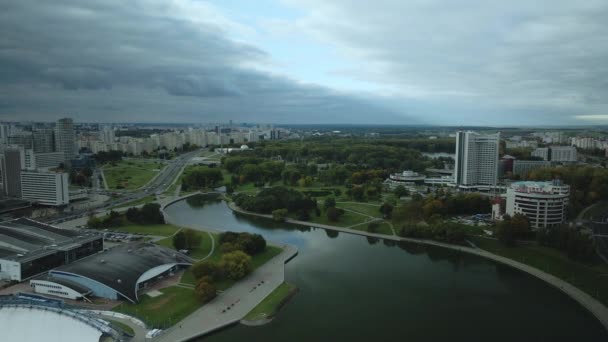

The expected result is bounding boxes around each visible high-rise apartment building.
[1,147,25,197]
[454,131,500,187]
[54,118,75,165]
[32,129,55,153]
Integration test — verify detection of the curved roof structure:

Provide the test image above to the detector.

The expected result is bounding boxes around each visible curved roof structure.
[51,242,192,303]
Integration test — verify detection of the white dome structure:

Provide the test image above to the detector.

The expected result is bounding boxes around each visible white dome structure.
[0,305,109,342]
[240,144,250,150]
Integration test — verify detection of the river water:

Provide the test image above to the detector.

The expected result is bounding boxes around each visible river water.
[164,195,607,341]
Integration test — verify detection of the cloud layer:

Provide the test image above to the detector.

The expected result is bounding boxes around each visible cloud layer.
[1,0,608,125]
[0,0,407,123]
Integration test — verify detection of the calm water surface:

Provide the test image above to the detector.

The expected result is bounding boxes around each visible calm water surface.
[164,195,607,342]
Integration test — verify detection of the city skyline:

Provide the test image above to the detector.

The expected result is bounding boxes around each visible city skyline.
[2,1,608,125]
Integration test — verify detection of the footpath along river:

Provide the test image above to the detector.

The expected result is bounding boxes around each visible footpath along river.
[164,194,607,341]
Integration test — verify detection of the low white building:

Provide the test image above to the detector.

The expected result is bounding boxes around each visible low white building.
[384,170,426,190]
[506,180,569,229]
[30,277,92,300]
[20,170,69,206]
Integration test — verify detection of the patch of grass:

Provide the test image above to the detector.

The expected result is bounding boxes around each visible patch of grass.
[471,236,608,307]
[336,202,382,218]
[157,230,218,259]
[306,208,371,228]
[104,160,164,190]
[113,286,200,329]
[114,224,181,236]
[105,319,135,336]
[111,195,156,209]
[244,282,297,321]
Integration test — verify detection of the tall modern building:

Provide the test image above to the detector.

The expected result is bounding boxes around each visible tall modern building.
[0,124,10,144]
[454,131,500,188]
[1,147,25,198]
[54,118,75,165]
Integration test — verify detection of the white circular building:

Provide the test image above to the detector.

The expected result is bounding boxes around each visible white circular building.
[0,302,121,342]
[384,170,426,190]
[505,180,570,229]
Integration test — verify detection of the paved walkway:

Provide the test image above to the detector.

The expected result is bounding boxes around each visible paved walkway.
[155,244,297,342]
[228,202,608,333]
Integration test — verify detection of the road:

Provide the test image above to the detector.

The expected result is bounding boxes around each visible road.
[45,149,203,225]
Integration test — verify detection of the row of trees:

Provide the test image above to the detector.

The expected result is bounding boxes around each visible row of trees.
[172,229,203,250]
[182,166,224,190]
[399,222,467,244]
[392,193,491,223]
[537,226,596,262]
[125,203,165,225]
[233,186,317,215]
[88,203,164,229]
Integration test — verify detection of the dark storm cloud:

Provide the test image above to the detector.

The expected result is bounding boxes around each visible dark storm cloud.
[0,0,407,123]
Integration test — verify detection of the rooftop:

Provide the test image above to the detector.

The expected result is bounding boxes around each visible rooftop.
[51,242,192,303]
[0,218,101,263]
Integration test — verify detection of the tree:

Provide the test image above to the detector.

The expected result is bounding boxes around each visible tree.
[194,278,217,303]
[367,222,380,233]
[220,251,252,280]
[272,208,288,222]
[379,202,394,219]
[496,216,515,246]
[394,185,409,198]
[510,213,531,237]
[191,260,222,281]
[326,207,340,222]
[183,229,202,249]
[323,197,336,210]
[172,231,187,250]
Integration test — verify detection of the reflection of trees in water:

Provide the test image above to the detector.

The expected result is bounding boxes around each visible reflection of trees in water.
[397,241,426,255]
[367,236,379,245]
[186,193,221,207]
[326,230,339,238]
[383,239,396,247]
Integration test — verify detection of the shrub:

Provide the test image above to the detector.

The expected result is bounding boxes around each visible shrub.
[194,279,217,303]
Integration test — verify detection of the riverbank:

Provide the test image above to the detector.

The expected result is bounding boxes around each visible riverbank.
[241,282,298,325]
[227,201,608,333]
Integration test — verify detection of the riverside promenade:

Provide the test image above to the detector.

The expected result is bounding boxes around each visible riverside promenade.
[155,244,297,342]
[228,202,608,333]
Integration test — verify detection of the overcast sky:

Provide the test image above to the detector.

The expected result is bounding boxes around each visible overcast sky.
[1,0,608,125]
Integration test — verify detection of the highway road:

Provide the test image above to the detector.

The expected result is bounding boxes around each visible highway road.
[45,149,203,225]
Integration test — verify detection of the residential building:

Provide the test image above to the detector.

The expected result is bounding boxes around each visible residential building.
[532,147,549,161]
[550,146,577,162]
[512,160,552,177]
[54,118,75,164]
[1,147,25,197]
[34,152,65,169]
[20,170,69,206]
[505,180,569,229]
[32,129,55,153]
[454,131,500,187]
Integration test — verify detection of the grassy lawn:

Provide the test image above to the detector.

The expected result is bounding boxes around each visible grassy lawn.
[157,230,217,259]
[180,245,283,290]
[471,236,608,306]
[105,319,135,335]
[114,223,181,236]
[336,202,382,218]
[244,282,297,321]
[306,208,371,228]
[113,286,200,329]
[104,160,164,190]
[111,195,156,209]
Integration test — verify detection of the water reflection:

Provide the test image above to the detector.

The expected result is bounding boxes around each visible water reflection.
[165,195,607,342]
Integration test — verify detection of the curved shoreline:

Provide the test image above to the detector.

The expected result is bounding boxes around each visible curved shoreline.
[227,201,608,333]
